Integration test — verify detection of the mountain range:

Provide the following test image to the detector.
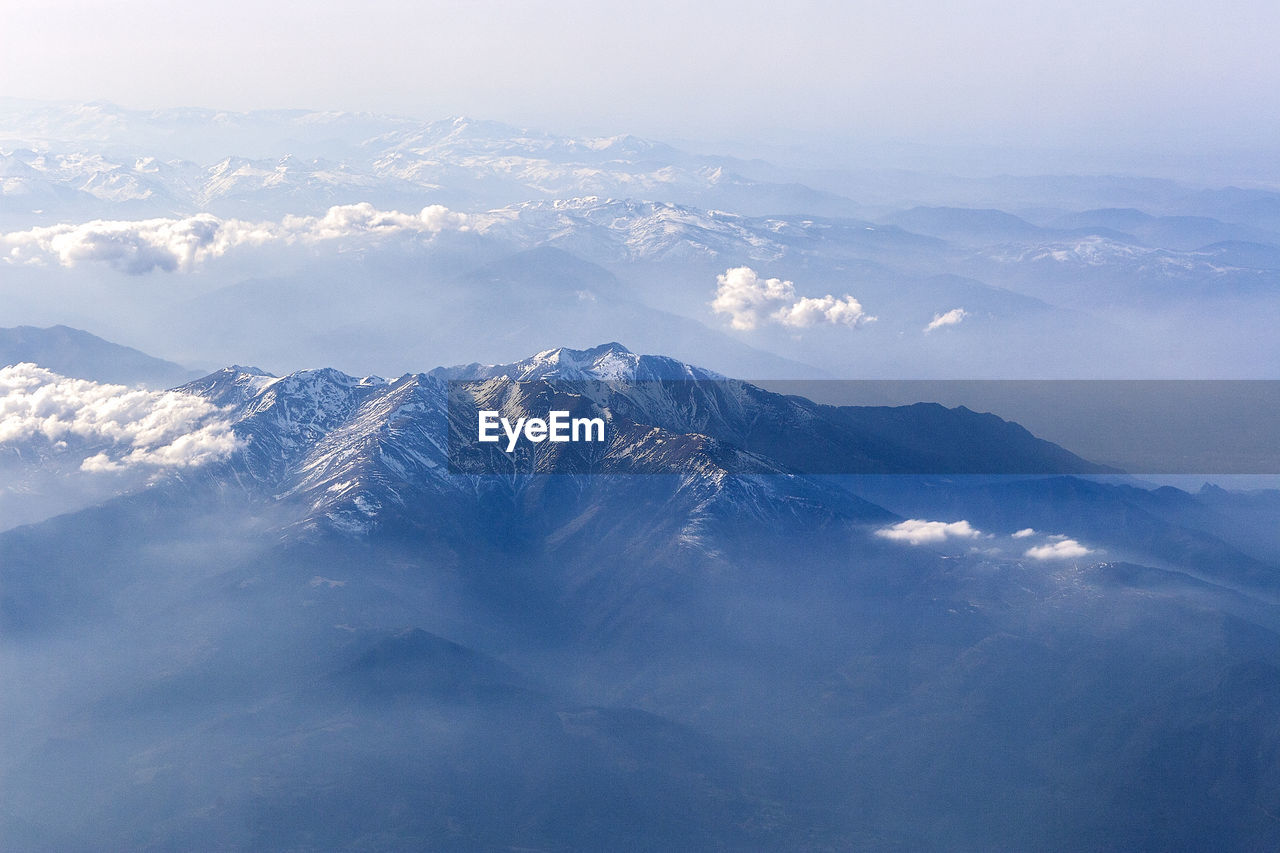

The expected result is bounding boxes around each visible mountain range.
[0,324,197,387]
[3,98,1280,849]
[2,340,1279,849]
[4,101,1280,380]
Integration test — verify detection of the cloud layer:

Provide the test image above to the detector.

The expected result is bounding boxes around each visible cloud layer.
[711,267,872,330]
[0,363,240,472]
[0,203,469,274]
[876,518,981,546]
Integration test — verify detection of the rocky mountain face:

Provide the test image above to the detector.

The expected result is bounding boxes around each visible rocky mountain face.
[167,343,1113,549]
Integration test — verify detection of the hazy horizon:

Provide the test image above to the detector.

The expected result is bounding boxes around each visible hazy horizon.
[3,1,1280,182]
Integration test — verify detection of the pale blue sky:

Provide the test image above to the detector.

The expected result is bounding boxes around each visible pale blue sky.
[2,0,1278,166]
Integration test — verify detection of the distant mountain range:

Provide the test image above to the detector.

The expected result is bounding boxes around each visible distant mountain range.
[4,100,1280,379]
[0,324,198,387]
[0,103,859,222]
[8,100,1280,227]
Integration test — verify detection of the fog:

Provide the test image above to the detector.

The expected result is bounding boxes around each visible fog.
[2,467,1279,849]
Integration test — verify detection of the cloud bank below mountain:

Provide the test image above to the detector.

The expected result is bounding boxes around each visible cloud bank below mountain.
[0,203,469,274]
[0,363,239,471]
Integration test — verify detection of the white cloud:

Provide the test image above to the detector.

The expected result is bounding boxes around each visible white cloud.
[773,294,871,328]
[0,363,240,472]
[1024,538,1094,560]
[925,307,969,333]
[2,213,245,274]
[876,518,982,546]
[1011,527,1036,538]
[281,202,467,241]
[0,203,469,274]
[711,266,872,330]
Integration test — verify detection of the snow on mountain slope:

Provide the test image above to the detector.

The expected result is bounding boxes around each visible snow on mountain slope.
[172,346,894,541]
[440,343,1108,477]
[439,341,725,384]
[0,102,861,221]
[153,343,1117,545]
[970,235,1276,307]
[468,197,788,263]
[985,235,1242,274]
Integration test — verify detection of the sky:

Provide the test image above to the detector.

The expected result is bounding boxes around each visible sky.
[2,0,1279,171]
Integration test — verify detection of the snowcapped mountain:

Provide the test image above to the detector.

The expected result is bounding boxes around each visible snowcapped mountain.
[178,348,870,544]
[0,102,860,222]
[466,197,945,265]
[469,197,791,264]
[5,340,1280,851]
[439,343,1109,476]
[0,100,417,160]
[154,343,1114,546]
[194,153,432,214]
[969,234,1276,308]
[438,340,726,383]
[982,235,1245,275]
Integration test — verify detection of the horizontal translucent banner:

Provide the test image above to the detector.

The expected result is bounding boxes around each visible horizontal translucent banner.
[447,379,1280,475]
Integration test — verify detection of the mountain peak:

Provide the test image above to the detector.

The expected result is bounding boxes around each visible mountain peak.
[581,341,632,357]
[532,341,633,361]
[225,364,275,377]
[516,342,638,382]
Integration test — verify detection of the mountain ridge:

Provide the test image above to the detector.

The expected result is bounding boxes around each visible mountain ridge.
[0,324,199,387]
